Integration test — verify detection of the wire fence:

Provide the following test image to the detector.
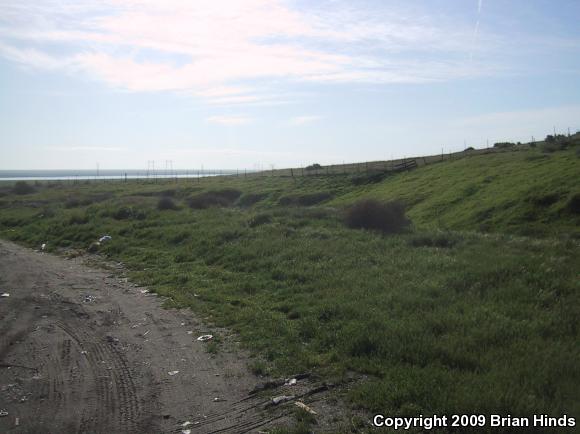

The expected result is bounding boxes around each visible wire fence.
[2,144,532,186]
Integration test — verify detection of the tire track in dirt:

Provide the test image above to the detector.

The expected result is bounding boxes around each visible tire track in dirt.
[0,240,273,434]
[54,319,141,434]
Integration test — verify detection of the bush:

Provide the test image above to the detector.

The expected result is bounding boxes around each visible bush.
[238,193,267,207]
[566,193,580,214]
[528,193,560,207]
[113,206,146,220]
[305,163,322,171]
[65,198,82,208]
[69,212,89,225]
[12,181,36,195]
[278,192,333,206]
[159,189,176,197]
[493,142,515,149]
[65,193,112,208]
[345,199,411,234]
[541,141,569,153]
[157,196,178,211]
[188,189,242,209]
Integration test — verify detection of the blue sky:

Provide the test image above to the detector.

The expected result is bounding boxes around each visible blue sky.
[1,0,579,170]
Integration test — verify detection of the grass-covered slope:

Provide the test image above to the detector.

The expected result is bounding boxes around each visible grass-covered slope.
[335,148,580,237]
[0,146,579,432]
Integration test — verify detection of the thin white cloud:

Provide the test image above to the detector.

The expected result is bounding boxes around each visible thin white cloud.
[470,0,484,60]
[168,147,294,158]
[205,115,254,126]
[0,0,504,104]
[45,146,126,152]
[289,115,323,126]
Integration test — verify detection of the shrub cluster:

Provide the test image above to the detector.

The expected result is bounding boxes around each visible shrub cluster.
[188,188,242,209]
[345,199,410,234]
[12,181,36,195]
[528,193,560,207]
[566,193,580,214]
[113,206,146,220]
[238,193,267,207]
[493,142,515,149]
[157,196,179,211]
[68,213,89,225]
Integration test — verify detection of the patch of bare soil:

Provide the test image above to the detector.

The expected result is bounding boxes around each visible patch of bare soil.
[0,240,350,433]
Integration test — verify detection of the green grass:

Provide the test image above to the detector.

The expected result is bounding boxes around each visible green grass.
[1,146,579,433]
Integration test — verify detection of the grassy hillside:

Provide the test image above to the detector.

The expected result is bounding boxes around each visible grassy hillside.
[1,146,579,432]
[334,148,579,237]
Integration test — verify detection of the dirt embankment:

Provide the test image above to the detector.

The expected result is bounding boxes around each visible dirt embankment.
[0,240,279,433]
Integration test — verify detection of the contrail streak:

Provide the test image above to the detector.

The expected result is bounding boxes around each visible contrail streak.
[470,0,483,60]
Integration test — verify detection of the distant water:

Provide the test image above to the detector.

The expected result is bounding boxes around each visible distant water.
[0,169,239,181]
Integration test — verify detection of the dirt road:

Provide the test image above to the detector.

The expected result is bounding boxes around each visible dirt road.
[0,240,278,433]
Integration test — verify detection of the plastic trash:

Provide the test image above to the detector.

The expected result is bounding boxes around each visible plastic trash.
[182,430,191,434]
[0,409,8,417]
[1,293,9,298]
[295,401,317,415]
[41,243,46,251]
[168,370,179,376]
[181,421,193,427]
[285,378,297,386]
[271,395,295,405]
[99,235,112,243]
[197,335,213,342]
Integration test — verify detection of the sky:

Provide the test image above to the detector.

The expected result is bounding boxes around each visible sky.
[0,0,579,170]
